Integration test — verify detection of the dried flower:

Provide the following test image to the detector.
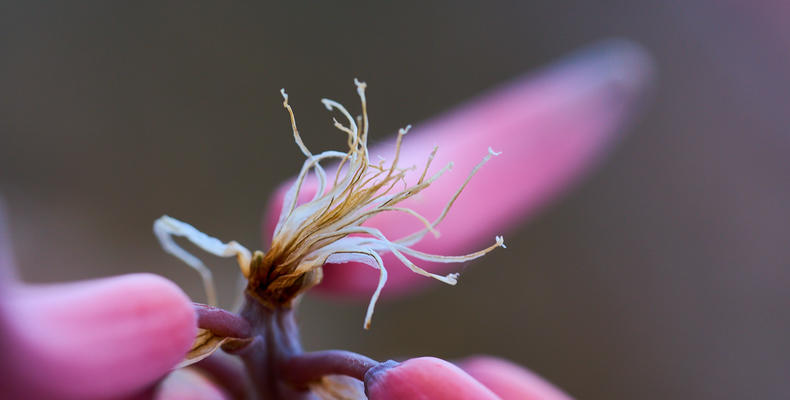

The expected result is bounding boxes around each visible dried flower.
[155,79,505,334]
[0,39,652,400]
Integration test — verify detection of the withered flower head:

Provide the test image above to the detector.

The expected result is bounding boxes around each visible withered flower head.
[155,80,504,329]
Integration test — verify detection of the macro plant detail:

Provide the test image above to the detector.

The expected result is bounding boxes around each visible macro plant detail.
[0,40,651,400]
[153,79,506,398]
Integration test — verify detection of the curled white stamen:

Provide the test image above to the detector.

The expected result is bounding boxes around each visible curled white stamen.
[154,215,252,306]
[267,82,506,327]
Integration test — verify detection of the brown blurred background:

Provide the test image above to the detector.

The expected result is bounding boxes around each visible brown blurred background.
[2,2,789,399]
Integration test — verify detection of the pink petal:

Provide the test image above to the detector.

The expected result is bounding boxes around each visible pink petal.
[458,356,572,400]
[0,273,196,399]
[264,39,653,297]
[366,357,500,400]
[153,368,229,400]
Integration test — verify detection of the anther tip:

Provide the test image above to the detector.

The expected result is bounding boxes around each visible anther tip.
[488,147,502,156]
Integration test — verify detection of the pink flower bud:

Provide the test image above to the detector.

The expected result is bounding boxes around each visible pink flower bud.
[365,357,500,400]
[459,356,572,400]
[0,273,196,399]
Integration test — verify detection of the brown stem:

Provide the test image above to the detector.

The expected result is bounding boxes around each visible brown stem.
[194,303,252,338]
[195,353,250,400]
[226,295,313,400]
[280,350,379,389]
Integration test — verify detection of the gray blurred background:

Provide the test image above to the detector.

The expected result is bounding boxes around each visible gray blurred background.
[1,2,789,399]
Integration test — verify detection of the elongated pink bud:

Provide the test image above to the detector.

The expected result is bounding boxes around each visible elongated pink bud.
[459,356,572,400]
[264,39,653,298]
[0,273,196,399]
[365,357,500,400]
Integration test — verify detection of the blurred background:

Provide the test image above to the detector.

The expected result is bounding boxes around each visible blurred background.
[1,2,789,399]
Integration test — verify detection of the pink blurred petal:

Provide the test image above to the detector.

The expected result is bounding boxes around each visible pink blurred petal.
[0,273,196,399]
[153,368,229,400]
[459,356,572,400]
[366,357,500,400]
[264,39,652,298]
